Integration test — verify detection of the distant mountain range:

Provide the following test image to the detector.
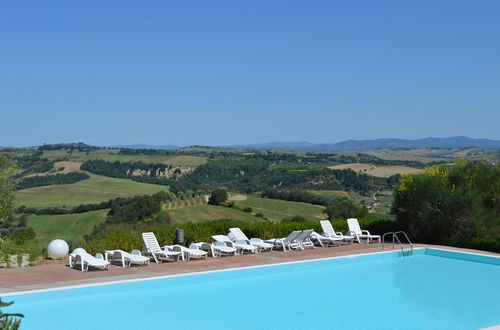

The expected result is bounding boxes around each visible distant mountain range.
[111,144,181,150]
[110,136,500,152]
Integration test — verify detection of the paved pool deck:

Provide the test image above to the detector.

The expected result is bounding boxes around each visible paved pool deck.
[1,243,498,295]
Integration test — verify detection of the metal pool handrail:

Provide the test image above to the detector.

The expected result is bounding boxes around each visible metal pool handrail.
[382,231,413,255]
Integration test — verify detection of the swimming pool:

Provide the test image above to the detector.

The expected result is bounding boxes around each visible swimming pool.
[4,248,500,329]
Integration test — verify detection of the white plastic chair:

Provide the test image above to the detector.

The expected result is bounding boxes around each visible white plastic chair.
[212,234,257,254]
[320,220,355,244]
[142,232,181,263]
[104,249,150,267]
[228,227,273,251]
[347,218,381,244]
[69,248,110,272]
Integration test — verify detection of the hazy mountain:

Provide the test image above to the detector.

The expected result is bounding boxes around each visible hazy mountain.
[110,136,500,152]
[228,136,500,151]
[227,141,317,150]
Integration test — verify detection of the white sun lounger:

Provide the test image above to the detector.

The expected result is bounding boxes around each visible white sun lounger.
[212,235,257,254]
[69,248,110,272]
[310,231,343,248]
[142,232,182,263]
[191,242,237,258]
[265,230,303,252]
[104,249,150,267]
[165,245,208,261]
[347,218,381,244]
[228,227,273,251]
[320,220,355,244]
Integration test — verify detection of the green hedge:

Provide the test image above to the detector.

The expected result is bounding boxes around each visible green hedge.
[452,238,500,253]
[83,217,396,255]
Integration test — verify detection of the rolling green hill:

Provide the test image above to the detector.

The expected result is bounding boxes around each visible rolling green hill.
[16,173,167,208]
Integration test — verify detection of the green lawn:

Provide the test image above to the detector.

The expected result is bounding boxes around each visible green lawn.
[234,195,325,221]
[164,205,260,223]
[5,209,108,255]
[42,149,207,166]
[16,173,167,208]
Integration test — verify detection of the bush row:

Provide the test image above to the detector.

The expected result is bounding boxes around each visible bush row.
[17,172,89,190]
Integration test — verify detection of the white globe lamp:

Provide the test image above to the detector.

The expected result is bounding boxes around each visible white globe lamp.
[47,239,69,259]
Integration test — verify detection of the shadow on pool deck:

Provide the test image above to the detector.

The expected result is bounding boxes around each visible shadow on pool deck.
[1,243,498,294]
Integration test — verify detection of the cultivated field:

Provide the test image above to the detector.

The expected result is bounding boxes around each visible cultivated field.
[42,149,207,166]
[368,165,423,177]
[329,163,423,177]
[164,205,260,223]
[309,190,351,199]
[234,195,325,221]
[16,173,167,208]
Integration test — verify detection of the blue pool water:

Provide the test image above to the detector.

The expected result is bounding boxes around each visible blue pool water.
[3,248,500,330]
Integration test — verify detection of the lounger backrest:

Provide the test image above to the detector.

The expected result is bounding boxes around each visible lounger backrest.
[347,218,361,234]
[229,227,249,241]
[284,230,302,243]
[296,229,314,242]
[320,220,336,236]
[212,235,231,242]
[142,232,161,253]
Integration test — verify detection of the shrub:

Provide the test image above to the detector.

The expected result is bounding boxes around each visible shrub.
[208,188,228,205]
[242,207,253,213]
[218,201,235,208]
[9,228,36,244]
[282,215,307,223]
[154,212,173,224]
[393,160,500,249]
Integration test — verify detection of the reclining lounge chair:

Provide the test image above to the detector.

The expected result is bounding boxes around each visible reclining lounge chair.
[69,248,110,272]
[347,218,381,244]
[142,232,182,263]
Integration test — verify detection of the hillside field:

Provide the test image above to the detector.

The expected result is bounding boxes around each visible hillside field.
[16,173,167,208]
[163,204,260,223]
[5,209,108,255]
[234,195,325,221]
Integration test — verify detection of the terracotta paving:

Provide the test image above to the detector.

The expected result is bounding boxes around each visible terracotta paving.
[1,243,498,294]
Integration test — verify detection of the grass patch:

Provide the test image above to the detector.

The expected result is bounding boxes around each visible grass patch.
[16,173,167,208]
[5,209,108,255]
[234,195,325,221]
[164,205,260,223]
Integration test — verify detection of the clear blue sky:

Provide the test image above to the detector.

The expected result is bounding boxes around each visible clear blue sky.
[1,1,499,147]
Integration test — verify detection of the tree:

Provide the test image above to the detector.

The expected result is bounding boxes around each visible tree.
[208,188,228,205]
[0,155,17,226]
[324,198,368,220]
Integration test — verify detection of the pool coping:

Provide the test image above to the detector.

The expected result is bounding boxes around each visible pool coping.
[4,246,499,297]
